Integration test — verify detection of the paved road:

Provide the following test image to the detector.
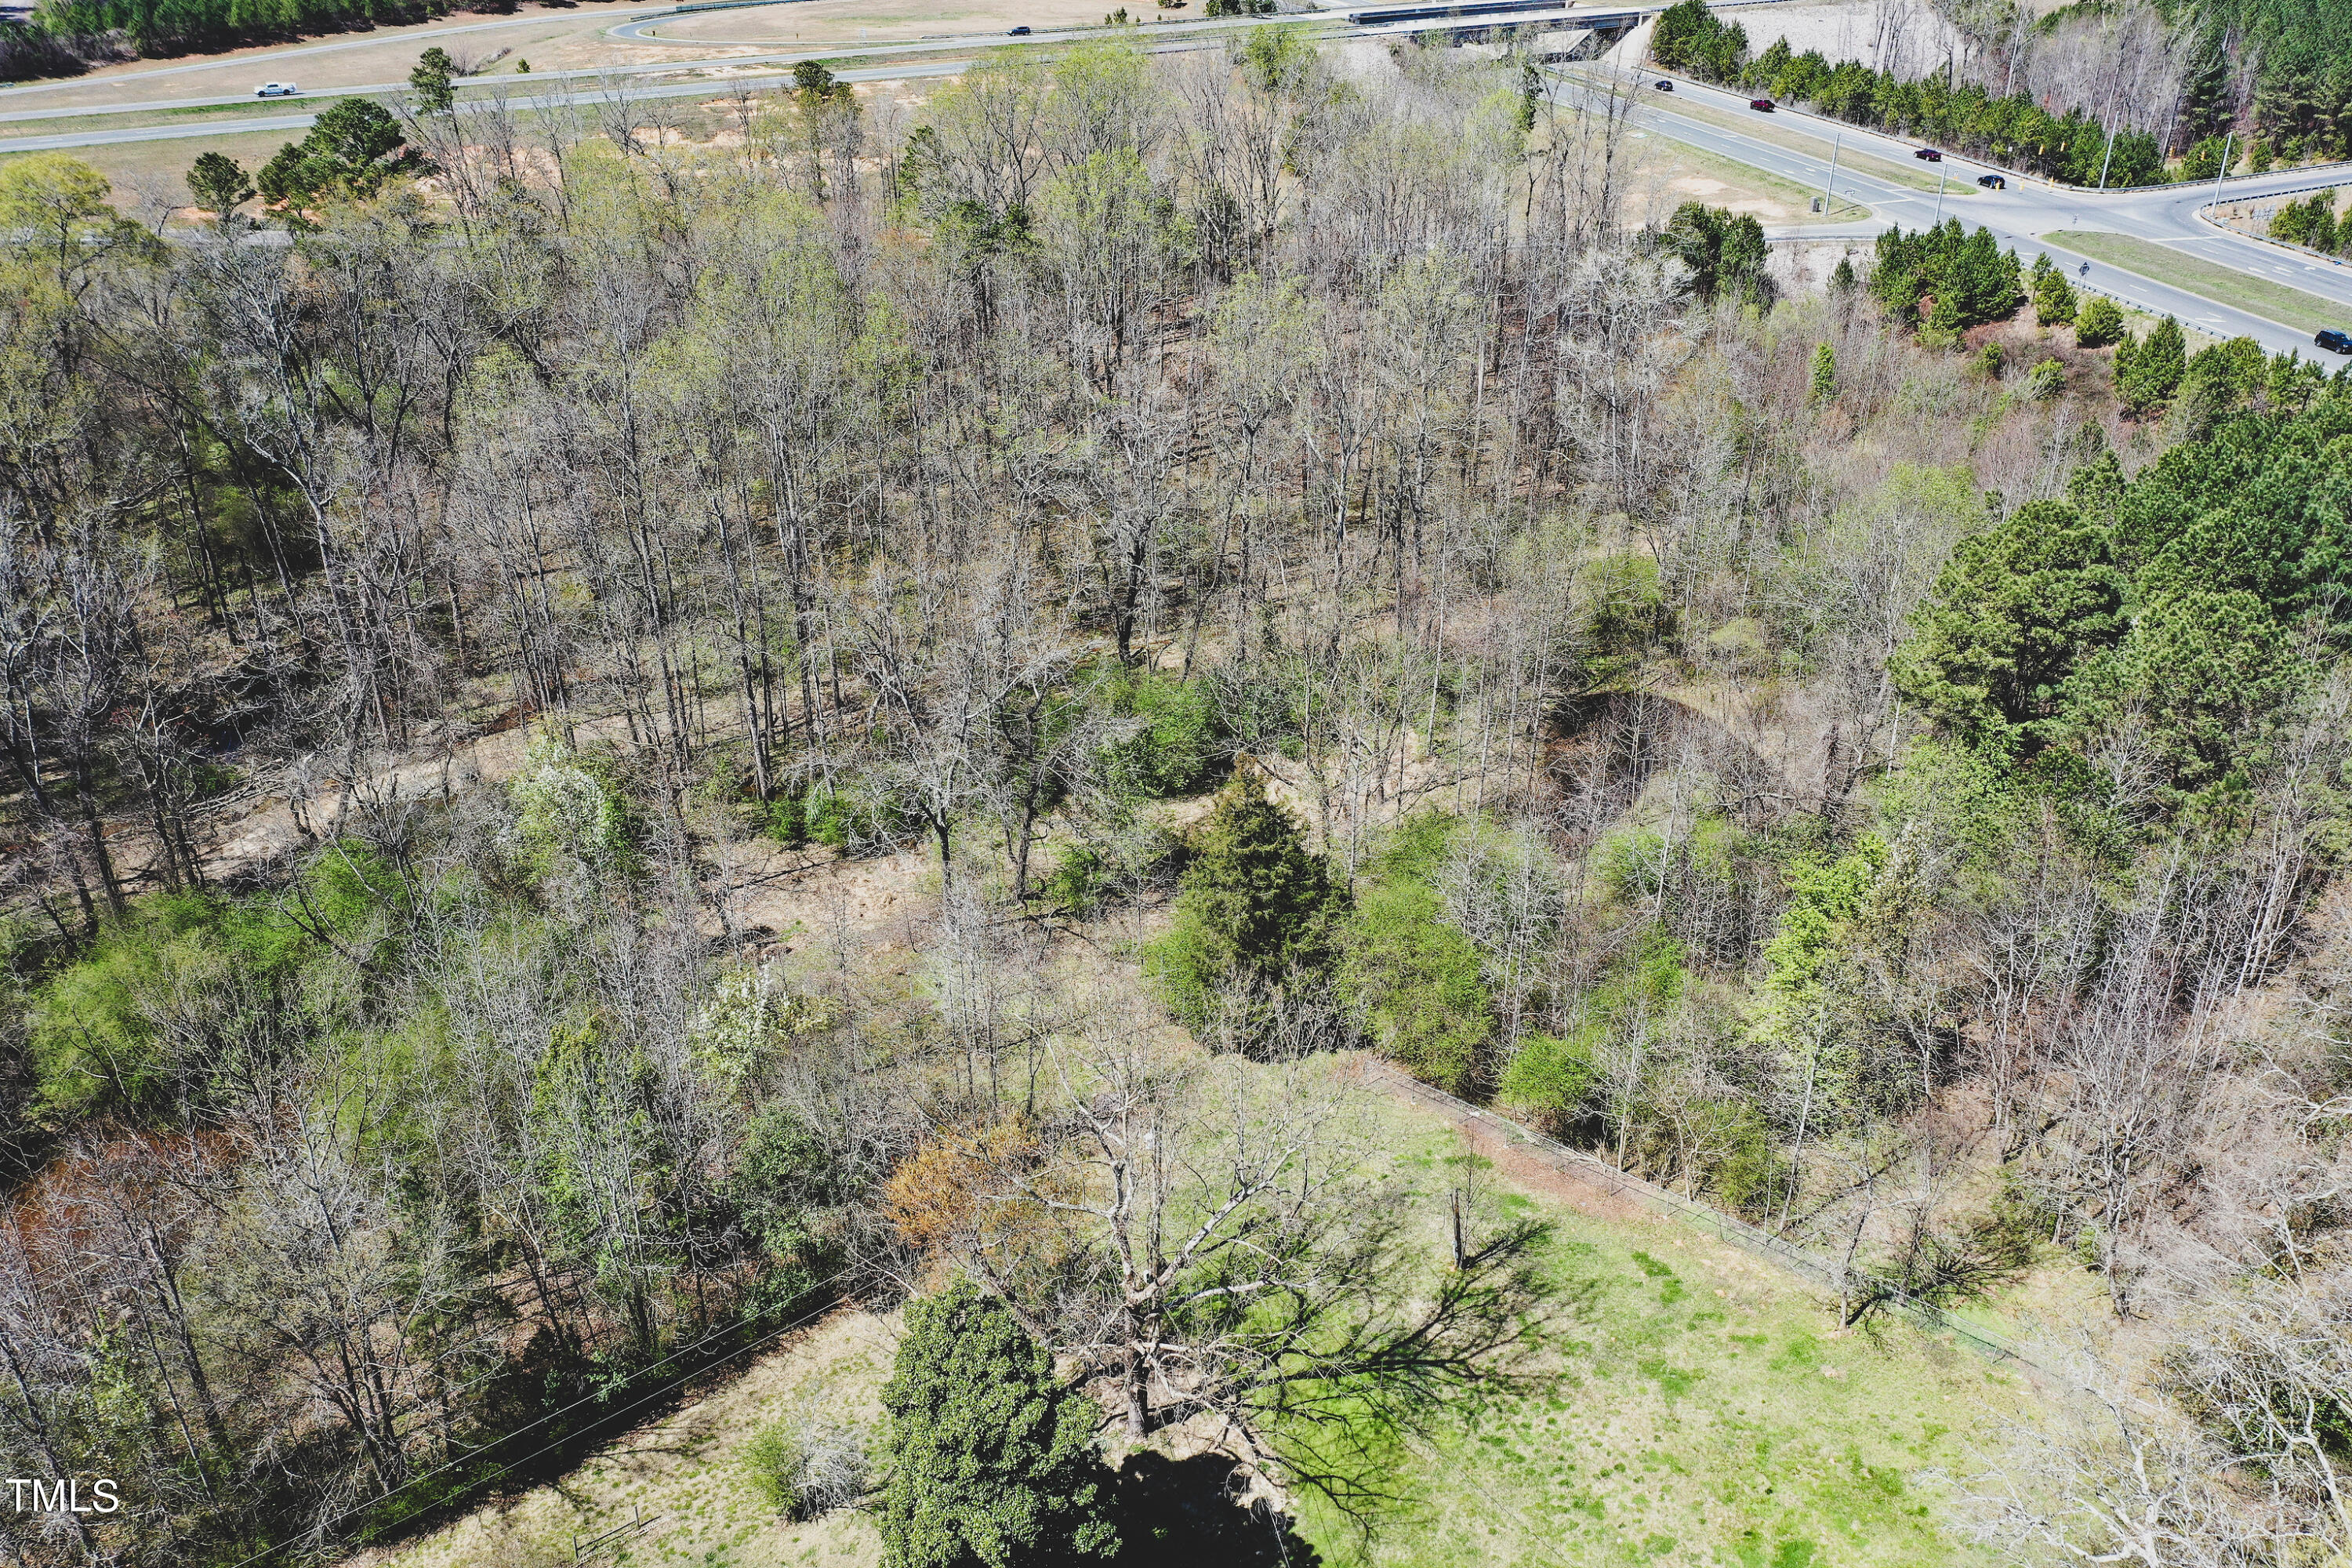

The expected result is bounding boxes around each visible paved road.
[0,3,677,103]
[3,0,1704,126]
[11,0,2348,350]
[1653,69,2352,310]
[0,6,1314,129]
[0,53,1000,150]
[1605,67,2352,354]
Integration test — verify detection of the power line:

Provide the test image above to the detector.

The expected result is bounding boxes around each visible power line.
[216,1267,858,1568]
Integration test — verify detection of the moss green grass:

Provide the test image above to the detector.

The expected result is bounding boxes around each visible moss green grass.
[2042,230,2348,336]
[1296,1089,2031,1567]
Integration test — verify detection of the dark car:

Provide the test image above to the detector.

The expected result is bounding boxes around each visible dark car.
[1653,78,1672,91]
[1749,97,1774,111]
[1976,173,2005,189]
[1007,23,1031,32]
[1914,147,1942,161]
[2318,329,2352,354]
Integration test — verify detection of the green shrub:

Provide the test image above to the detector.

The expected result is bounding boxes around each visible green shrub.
[1497,1030,1595,1132]
[1340,876,1494,1096]
[510,729,643,876]
[26,888,317,1123]
[805,779,920,854]
[1042,844,1106,912]
[1678,1097,1775,1210]
[747,1414,869,1520]
[1098,670,1225,799]
[2074,294,2124,347]
[728,1102,852,1264]
[766,789,810,846]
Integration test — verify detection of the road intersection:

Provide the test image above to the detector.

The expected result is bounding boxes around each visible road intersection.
[4,0,2348,352]
[1602,67,2352,354]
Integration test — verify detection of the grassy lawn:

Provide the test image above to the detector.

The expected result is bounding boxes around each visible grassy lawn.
[0,127,303,209]
[1634,91,1969,198]
[1632,129,1873,225]
[2042,230,2348,336]
[354,1310,901,1568]
[360,1059,2034,1568]
[1296,1087,2032,1567]
[0,99,320,141]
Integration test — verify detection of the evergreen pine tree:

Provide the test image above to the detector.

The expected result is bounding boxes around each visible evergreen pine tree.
[1145,768,1347,1028]
[2029,252,2077,326]
[409,45,455,114]
[184,151,251,220]
[2117,316,2186,416]
[2074,294,2124,347]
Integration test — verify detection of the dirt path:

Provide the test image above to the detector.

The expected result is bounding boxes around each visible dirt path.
[1357,1057,1664,1230]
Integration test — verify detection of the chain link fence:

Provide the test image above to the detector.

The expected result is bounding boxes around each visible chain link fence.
[1367,1061,2045,1372]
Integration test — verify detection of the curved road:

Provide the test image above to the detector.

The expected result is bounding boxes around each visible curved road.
[1608,67,2352,354]
[8,0,2350,350]
[0,9,1269,128]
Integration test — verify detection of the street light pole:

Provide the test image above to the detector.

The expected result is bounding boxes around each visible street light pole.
[1825,132,1842,216]
[2096,120,2118,189]
[2212,130,2234,213]
[1933,165,1947,222]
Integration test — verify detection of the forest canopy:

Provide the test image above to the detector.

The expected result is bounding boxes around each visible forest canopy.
[0,24,2347,1568]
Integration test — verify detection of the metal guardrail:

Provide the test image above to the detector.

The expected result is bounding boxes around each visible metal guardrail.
[668,0,811,15]
[1367,1061,2046,1371]
[2198,180,2352,278]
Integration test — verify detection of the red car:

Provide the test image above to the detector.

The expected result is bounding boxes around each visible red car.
[1914,148,1942,161]
[1749,97,1775,111]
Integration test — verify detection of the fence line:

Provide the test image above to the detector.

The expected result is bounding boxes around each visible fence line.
[1367,1061,2046,1372]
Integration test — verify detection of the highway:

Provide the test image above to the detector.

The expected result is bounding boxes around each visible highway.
[0,0,1690,129]
[0,2,677,102]
[6,0,2350,351]
[0,1,1417,126]
[0,23,1214,129]
[1600,67,2352,352]
[0,54,1014,151]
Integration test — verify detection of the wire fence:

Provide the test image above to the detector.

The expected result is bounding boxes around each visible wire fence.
[1367,1061,2047,1373]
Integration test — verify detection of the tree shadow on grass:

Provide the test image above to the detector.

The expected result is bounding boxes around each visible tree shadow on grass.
[1114,1453,1322,1566]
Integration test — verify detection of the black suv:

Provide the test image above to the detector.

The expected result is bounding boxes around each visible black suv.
[2318,329,2352,354]
[1976,173,2005,189]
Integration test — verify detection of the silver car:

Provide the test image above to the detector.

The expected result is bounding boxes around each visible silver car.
[255,82,299,98]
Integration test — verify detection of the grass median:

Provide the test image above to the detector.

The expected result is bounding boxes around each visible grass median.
[1632,124,1873,223]
[1633,89,1971,198]
[2042,230,2348,336]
